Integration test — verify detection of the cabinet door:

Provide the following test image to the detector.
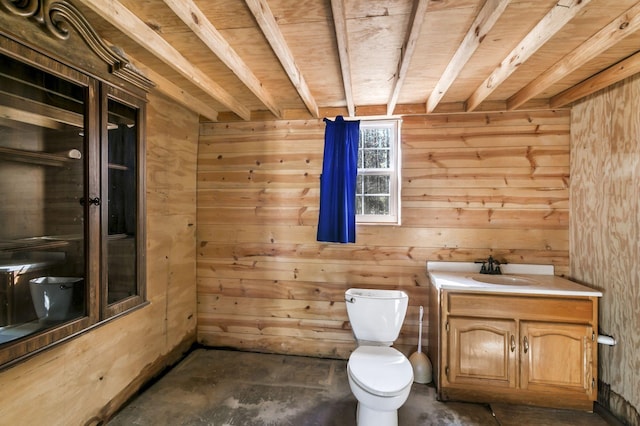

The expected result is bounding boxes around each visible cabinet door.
[101,87,146,317]
[0,51,91,329]
[447,317,517,388]
[520,322,595,396]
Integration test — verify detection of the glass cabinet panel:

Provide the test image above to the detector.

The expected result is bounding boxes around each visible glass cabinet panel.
[106,98,138,305]
[0,52,87,344]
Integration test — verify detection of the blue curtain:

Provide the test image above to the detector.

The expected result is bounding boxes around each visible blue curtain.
[317,116,360,243]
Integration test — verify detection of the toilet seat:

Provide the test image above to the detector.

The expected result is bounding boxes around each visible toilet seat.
[348,346,413,397]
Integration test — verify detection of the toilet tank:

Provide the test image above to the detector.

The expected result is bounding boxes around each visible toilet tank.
[345,288,408,345]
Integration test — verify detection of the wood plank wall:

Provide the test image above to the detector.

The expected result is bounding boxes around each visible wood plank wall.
[570,74,640,425]
[0,92,199,425]
[197,109,571,359]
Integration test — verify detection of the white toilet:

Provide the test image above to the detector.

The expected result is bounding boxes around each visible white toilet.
[345,288,413,426]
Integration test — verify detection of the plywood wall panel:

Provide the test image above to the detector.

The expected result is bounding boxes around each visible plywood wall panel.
[404,166,569,189]
[196,246,568,273]
[198,260,426,289]
[198,315,354,344]
[201,188,320,206]
[404,133,570,148]
[198,277,428,303]
[197,109,570,359]
[403,146,569,169]
[401,207,568,228]
[199,224,568,251]
[570,75,640,425]
[199,152,322,170]
[198,169,321,188]
[403,187,569,209]
[198,332,356,359]
[197,205,319,225]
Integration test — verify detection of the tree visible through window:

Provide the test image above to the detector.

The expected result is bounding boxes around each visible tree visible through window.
[356,120,400,224]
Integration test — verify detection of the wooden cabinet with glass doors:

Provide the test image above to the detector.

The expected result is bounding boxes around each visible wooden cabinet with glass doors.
[0,0,151,367]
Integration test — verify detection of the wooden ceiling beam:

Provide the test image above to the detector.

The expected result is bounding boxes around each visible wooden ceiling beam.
[387,0,429,116]
[73,0,250,120]
[163,0,281,118]
[321,98,555,119]
[126,55,219,122]
[330,0,355,117]
[508,2,640,110]
[426,0,510,113]
[244,0,319,118]
[550,50,640,108]
[466,0,591,112]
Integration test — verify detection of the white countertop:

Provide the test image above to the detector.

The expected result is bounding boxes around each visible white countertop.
[427,262,602,297]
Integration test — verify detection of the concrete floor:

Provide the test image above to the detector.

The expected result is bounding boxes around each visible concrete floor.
[108,348,611,426]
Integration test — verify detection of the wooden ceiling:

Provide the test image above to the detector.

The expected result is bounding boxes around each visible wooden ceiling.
[70,0,640,122]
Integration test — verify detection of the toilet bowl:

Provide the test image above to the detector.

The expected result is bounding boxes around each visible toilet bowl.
[345,288,412,426]
[29,277,82,322]
[347,346,413,425]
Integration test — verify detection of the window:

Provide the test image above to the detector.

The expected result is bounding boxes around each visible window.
[0,41,146,366]
[356,120,401,224]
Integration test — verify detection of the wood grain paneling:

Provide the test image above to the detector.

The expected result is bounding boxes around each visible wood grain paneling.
[197,109,571,359]
[570,74,640,425]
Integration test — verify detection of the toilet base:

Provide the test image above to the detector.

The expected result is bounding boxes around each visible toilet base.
[357,402,397,426]
[347,362,411,426]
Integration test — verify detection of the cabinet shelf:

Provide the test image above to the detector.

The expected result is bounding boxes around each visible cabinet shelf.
[108,163,128,171]
[0,147,81,167]
[0,238,70,253]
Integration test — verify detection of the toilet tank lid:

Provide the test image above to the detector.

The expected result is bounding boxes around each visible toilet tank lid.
[345,288,408,299]
[348,346,413,396]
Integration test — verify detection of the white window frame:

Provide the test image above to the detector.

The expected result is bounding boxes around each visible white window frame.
[356,119,401,225]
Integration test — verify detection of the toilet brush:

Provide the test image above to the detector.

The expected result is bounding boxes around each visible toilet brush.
[409,306,432,384]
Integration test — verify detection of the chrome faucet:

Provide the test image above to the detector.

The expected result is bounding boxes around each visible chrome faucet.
[477,255,502,275]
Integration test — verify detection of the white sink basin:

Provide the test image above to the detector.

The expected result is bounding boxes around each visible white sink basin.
[427,262,603,296]
[469,274,540,286]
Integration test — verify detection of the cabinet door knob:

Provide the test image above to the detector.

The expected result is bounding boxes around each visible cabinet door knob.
[88,197,101,206]
[510,335,516,352]
[523,336,529,353]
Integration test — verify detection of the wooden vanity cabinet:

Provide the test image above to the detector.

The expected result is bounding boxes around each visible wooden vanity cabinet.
[429,286,598,411]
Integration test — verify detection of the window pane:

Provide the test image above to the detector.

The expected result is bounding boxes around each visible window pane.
[363,148,389,169]
[378,149,390,168]
[364,195,389,215]
[0,53,86,342]
[364,175,390,194]
[362,128,390,149]
[360,127,391,169]
[107,99,137,304]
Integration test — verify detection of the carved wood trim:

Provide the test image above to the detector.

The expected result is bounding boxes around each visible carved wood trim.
[0,0,154,91]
